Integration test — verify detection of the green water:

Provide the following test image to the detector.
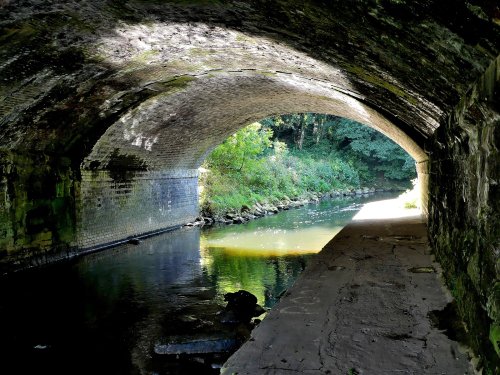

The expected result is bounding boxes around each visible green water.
[200,196,376,307]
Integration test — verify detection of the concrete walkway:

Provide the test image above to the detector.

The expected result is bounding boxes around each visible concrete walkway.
[222,216,473,374]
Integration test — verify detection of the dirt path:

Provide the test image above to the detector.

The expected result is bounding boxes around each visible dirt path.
[222,216,473,374]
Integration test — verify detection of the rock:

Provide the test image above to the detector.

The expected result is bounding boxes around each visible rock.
[215,217,232,225]
[221,290,265,324]
[232,217,246,224]
[253,304,266,317]
[225,290,257,309]
[253,210,264,217]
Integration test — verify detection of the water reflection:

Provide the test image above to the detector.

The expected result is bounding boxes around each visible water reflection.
[198,198,369,306]
[0,193,396,374]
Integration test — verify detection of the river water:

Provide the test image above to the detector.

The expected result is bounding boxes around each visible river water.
[0,193,396,374]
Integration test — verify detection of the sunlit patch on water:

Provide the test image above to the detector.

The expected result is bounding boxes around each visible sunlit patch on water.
[200,226,344,256]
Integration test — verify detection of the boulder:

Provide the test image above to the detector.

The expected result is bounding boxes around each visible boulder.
[221,290,265,324]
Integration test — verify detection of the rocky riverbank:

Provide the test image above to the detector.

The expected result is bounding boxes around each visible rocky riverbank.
[187,187,399,228]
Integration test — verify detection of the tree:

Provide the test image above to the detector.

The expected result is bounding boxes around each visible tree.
[205,123,272,173]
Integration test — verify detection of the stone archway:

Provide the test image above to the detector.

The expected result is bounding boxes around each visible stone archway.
[77,70,427,250]
[0,1,498,369]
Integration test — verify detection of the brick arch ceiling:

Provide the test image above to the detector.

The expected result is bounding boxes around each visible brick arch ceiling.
[0,1,499,167]
[82,71,427,171]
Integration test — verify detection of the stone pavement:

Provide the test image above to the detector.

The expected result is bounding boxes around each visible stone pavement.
[222,216,473,374]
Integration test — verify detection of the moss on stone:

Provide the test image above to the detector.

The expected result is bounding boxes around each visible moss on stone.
[158,75,196,93]
[235,34,258,44]
[346,66,418,105]
[487,283,500,322]
[132,49,160,63]
[490,324,500,356]
[189,47,215,57]
[0,150,78,268]
[0,23,37,45]
[257,71,278,77]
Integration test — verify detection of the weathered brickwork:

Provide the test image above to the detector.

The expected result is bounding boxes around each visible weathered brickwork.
[77,169,198,249]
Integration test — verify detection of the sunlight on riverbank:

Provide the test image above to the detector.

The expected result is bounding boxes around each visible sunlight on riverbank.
[353,197,421,220]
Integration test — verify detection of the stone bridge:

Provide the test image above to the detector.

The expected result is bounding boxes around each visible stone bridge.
[0,0,498,370]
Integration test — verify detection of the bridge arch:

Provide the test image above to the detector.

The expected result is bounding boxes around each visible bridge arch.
[77,70,427,249]
[0,1,498,369]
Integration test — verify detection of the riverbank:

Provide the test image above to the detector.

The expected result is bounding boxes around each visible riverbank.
[188,187,401,227]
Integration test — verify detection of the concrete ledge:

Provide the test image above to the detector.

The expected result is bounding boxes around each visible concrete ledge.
[222,216,473,374]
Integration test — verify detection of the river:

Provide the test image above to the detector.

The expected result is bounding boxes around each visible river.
[0,192,397,374]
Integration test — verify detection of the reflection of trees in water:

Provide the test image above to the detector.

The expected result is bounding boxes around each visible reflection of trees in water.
[203,249,310,308]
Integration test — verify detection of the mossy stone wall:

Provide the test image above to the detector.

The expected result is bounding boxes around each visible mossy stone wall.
[428,57,500,373]
[0,151,77,274]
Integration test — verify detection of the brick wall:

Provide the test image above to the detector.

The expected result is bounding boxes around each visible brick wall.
[77,169,199,250]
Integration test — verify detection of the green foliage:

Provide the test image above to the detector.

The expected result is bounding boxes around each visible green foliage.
[265,114,416,184]
[201,114,416,215]
[205,123,272,173]
[490,324,500,356]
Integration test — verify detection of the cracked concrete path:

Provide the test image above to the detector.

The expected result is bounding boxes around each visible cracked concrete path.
[222,216,474,375]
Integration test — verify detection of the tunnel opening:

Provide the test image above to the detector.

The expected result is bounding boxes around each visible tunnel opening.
[198,112,420,224]
[73,71,429,256]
